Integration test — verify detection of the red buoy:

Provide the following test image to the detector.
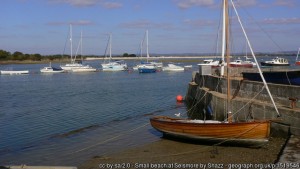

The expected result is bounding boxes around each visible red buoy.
[176,95,184,102]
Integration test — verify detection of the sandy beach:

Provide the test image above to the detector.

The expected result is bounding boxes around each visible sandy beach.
[78,136,287,169]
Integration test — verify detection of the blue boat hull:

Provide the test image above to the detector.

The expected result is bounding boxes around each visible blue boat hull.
[138,68,156,73]
[242,70,300,85]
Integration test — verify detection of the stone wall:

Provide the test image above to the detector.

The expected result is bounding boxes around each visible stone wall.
[185,71,300,136]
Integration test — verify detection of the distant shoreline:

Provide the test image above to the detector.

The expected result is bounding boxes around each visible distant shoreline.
[86,56,218,60]
[0,56,217,65]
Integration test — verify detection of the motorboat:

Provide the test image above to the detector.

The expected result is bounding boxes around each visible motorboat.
[163,64,185,71]
[260,57,289,66]
[40,67,64,73]
[229,59,254,68]
[41,63,64,73]
[197,59,220,66]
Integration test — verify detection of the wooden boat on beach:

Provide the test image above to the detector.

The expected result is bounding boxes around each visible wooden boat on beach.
[150,0,280,146]
[150,116,271,143]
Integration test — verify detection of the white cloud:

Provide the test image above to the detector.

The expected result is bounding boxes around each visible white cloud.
[48,0,122,8]
[262,17,300,24]
[102,2,122,9]
[234,0,257,7]
[183,19,214,27]
[274,0,296,7]
[175,0,215,9]
[119,20,174,30]
[47,20,94,26]
[49,0,100,7]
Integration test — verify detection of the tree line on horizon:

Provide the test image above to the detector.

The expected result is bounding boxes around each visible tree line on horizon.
[0,49,297,61]
[0,49,138,61]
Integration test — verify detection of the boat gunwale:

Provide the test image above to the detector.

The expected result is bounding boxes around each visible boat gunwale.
[150,116,271,125]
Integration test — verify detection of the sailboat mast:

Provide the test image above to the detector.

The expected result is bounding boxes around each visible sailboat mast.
[221,0,226,76]
[140,41,143,58]
[146,30,149,62]
[70,24,73,63]
[224,0,231,118]
[109,33,112,60]
[81,30,83,60]
[296,47,300,63]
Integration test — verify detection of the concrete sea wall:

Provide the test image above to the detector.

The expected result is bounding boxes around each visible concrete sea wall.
[185,69,300,136]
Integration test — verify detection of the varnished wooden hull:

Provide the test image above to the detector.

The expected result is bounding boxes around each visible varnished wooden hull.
[150,116,270,144]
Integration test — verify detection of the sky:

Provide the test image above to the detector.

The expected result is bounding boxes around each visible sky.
[0,0,300,55]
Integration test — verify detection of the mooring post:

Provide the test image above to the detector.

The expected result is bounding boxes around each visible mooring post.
[289,97,298,109]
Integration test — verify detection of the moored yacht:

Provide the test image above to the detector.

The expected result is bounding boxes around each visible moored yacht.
[260,57,289,66]
[163,64,185,71]
[101,33,128,71]
[229,59,253,68]
[60,25,96,72]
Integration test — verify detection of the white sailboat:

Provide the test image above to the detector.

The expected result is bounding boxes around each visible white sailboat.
[101,33,128,71]
[60,25,96,72]
[135,30,161,73]
[71,31,96,72]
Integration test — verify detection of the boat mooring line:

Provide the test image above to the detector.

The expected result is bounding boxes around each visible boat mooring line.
[70,123,150,154]
[96,122,265,160]
[285,71,291,85]
[228,85,266,121]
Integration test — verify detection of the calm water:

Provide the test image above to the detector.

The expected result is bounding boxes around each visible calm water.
[0,60,194,166]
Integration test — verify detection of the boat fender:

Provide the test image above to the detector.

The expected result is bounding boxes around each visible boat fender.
[176,95,184,102]
[206,105,213,115]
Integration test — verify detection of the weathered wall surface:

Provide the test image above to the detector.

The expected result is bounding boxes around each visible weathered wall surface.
[185,71,300,136]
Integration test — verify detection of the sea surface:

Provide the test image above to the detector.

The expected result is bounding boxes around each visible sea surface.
[0,60,194,166]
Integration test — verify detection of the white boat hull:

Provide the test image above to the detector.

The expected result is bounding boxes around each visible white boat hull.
[40,67,64,73]
[101,61,128,71]
[1,70,29,75]
[71,68,97,72]
[163,64,185,71]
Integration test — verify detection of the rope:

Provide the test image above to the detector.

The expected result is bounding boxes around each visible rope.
[186,75,222,118]
[98,121,269,161]
[285,71,291,85]
[280,113,300,120]
[224,85,266,122]
[70,123,150,154]
[185,90,208,118]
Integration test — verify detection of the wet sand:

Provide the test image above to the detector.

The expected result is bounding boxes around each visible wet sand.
[78,136,286,169]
